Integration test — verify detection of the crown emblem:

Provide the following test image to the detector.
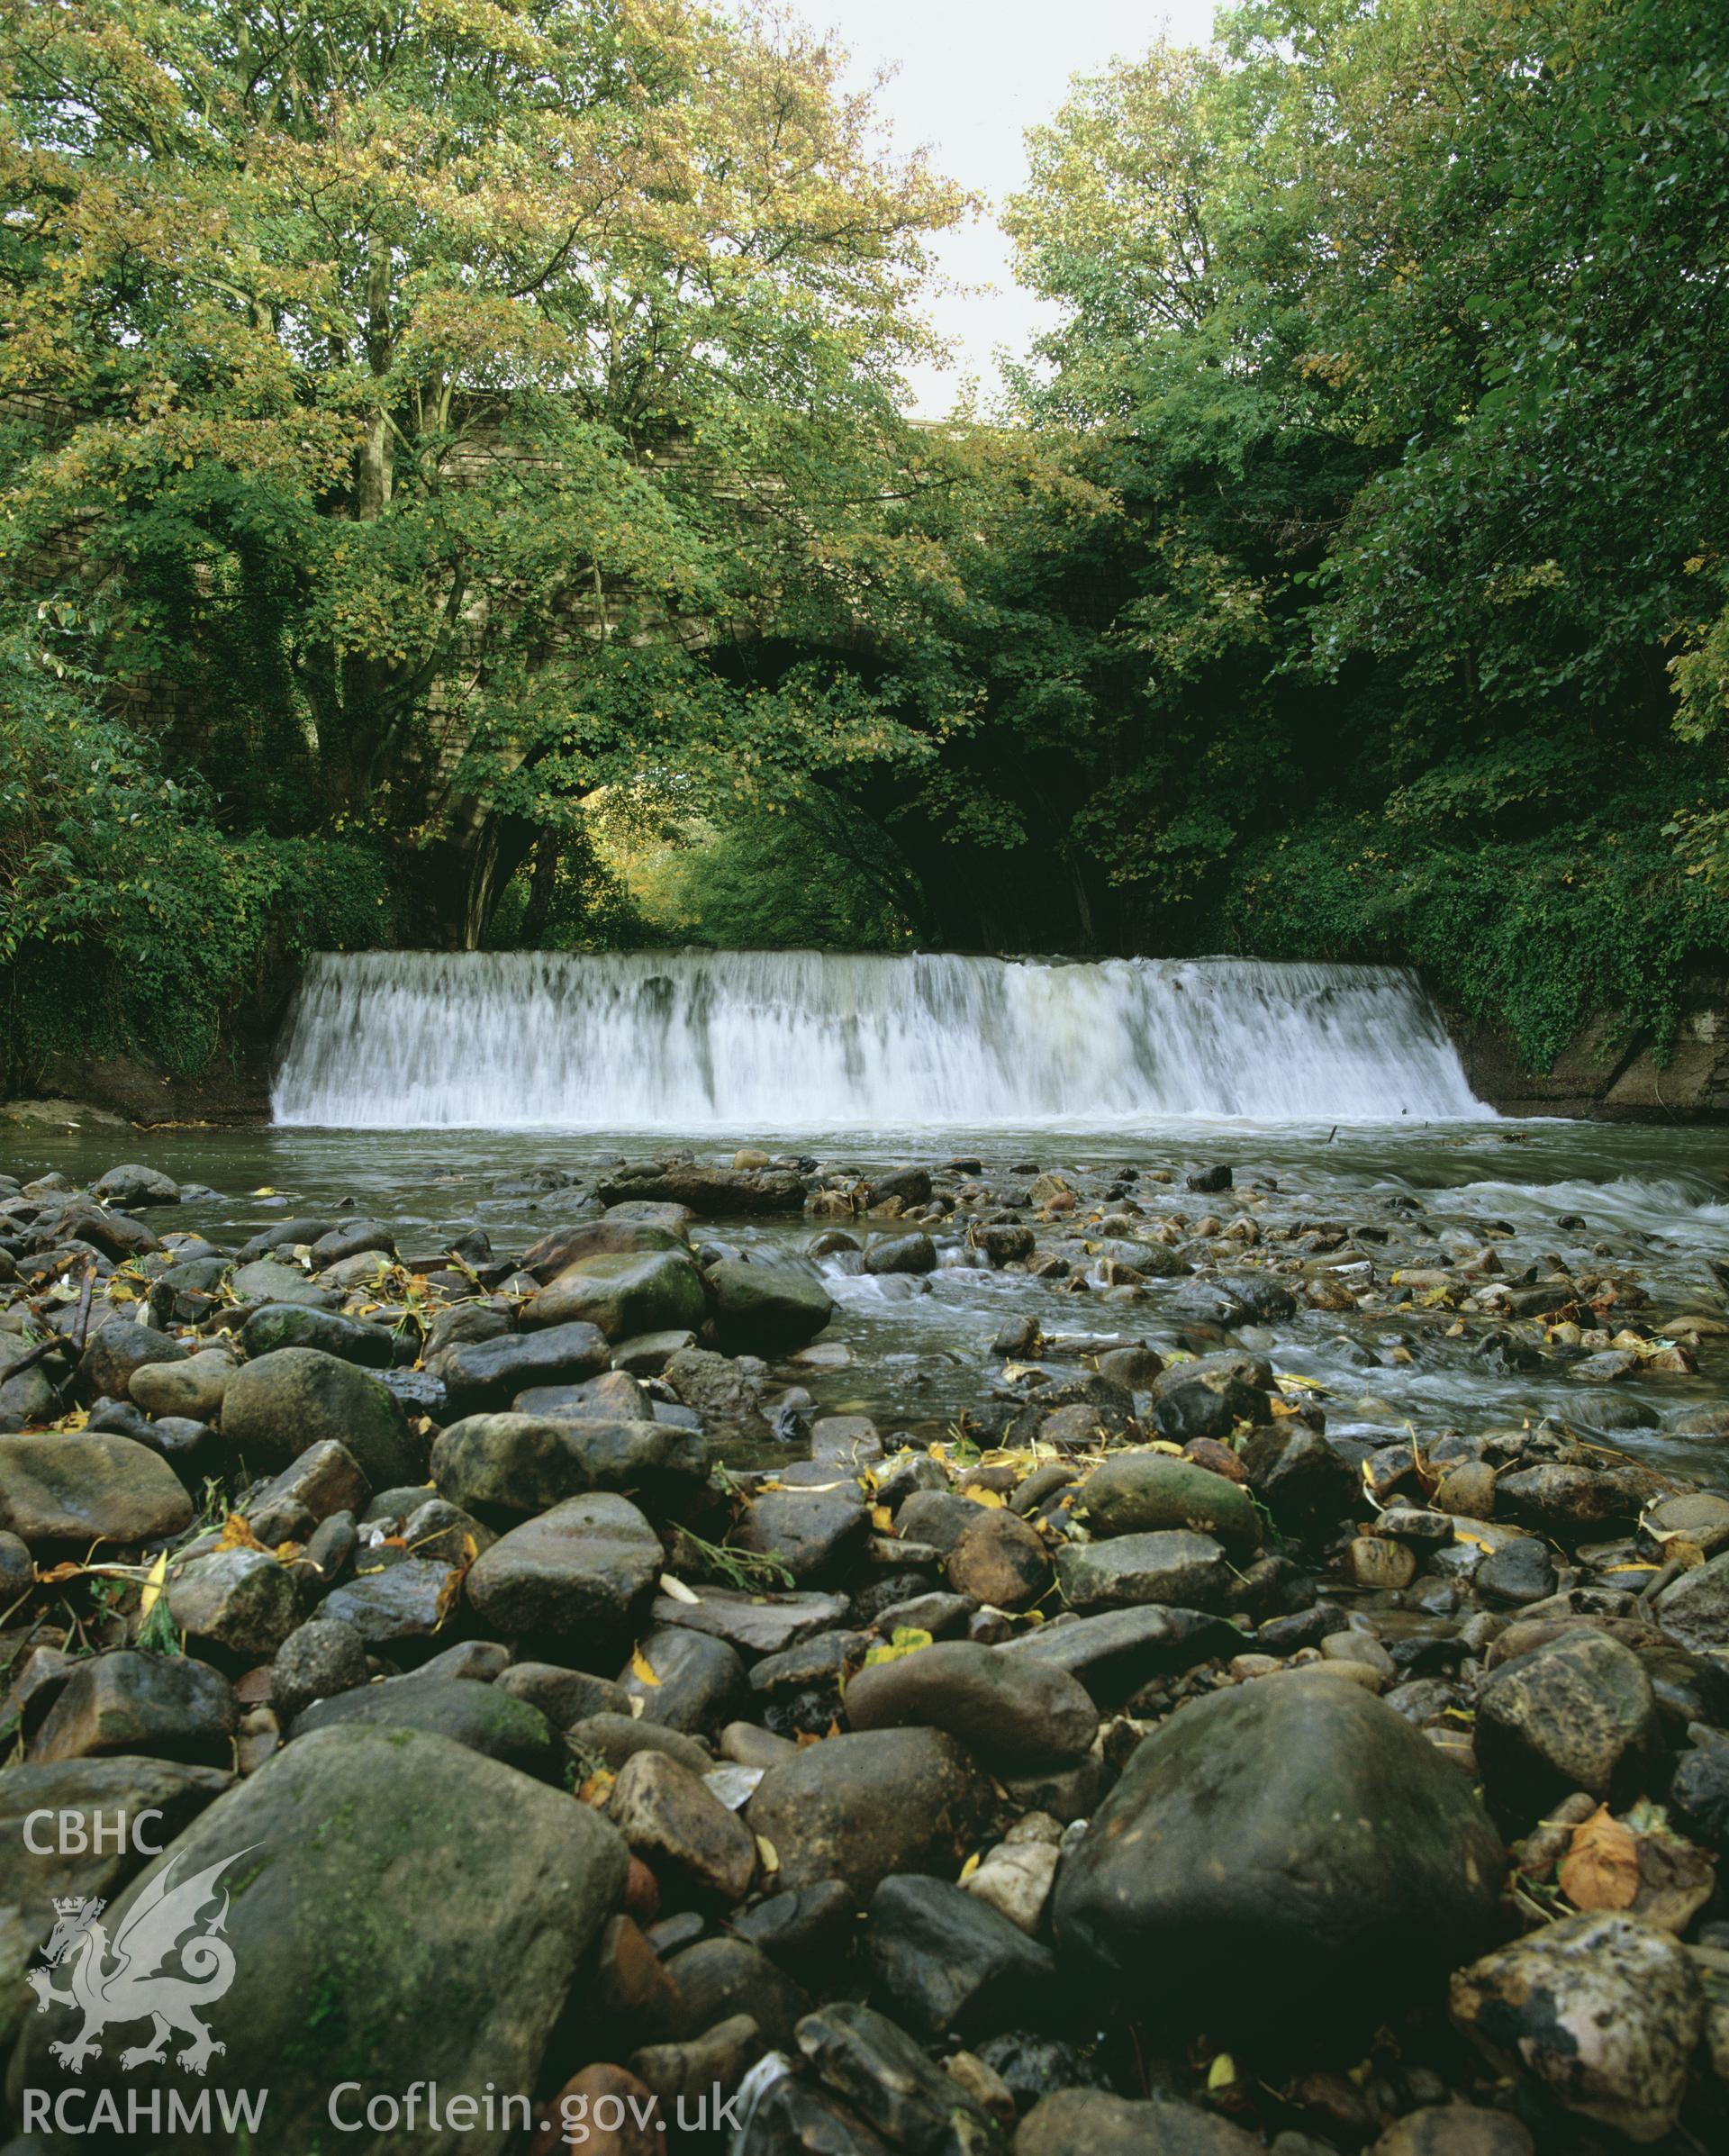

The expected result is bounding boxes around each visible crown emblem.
[52,1897,100,1918]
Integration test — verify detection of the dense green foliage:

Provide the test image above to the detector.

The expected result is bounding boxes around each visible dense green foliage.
[831,0,1729,1063]
[0,0,959,1080]
[3,0,1727,1086]
[0,604,394,1088]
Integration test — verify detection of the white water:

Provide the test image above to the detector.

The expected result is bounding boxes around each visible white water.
[272,950,1489,1130]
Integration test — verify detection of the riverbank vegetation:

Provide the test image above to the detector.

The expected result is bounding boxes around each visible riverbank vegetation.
[3,0,1727,1089]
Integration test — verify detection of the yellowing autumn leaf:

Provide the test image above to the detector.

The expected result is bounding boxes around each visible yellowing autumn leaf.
[1207,2054,1237,2092]
[138,1549,168,1617]
[756,1834,779,1872]
[1560,1805,1640,1911]
[861,1626,933,1670]
[629,1646,663,1687]
[962,1486,1005,1508]
[958,1850,982,1882]
[433,1566,466,1630]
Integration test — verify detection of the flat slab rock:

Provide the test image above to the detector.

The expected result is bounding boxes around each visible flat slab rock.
[647,1586,851,1656]
[465,1491,662,1641]
[598,1164,807,1214]
[0,1431,194,1545]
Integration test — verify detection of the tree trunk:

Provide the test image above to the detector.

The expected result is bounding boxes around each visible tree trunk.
[419,807,538,950]
[522,829,560,946]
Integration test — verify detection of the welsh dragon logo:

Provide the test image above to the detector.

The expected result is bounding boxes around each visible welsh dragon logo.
[27,1847,255,2078]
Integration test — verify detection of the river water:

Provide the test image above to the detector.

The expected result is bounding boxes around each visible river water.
[7,952,1728,1483]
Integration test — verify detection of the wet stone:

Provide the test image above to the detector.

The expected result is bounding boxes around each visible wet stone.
[998,1605,1247,1707]
[1367,2111,1534,2156]
[239,1301,395,1367]
[1017,2089,1261,2156]
[130,1347,239,1420]
[220,1345,419,1487]
[646,1585,851,1657]
[272,1617,369,1723]
[731,1488,868,1585]
[747,1728,992,1900]
[1476,1628,1659,1814]
[497,1661,634,1726]
[1054,1671,1505,2030]
[751,1630,870,1695]
[865,1873,1055,2040]
[794,2000,1000,2154]
[1079,1451,1262,1556]
[1655,1547,1729,1653]
[294,1671,562,1780]
[1475,1535,1557,1606]
[466,1492,663,1644]
[166,1546,301,1660]
[434,1319,611,1416]
[1149,1354,1270,1442]
[609,1748,757,1903]
[430,1410,709,1520]
[945,1508,1052,1609]
[843,1640,1098,1762]
[734,2075,892,2155]
[0,1431,194,1546]
[619,1625,747,1736]
[321,1557,460,1645]
[1055,1529,1232,1614]
[662,1935,810,2052]
[30,1650,237,1767]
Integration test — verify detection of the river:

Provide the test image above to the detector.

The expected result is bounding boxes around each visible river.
[8,950,1729,1481]
[9,1117,1728,1488]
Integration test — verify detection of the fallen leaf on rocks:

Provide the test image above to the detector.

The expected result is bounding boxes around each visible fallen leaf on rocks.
[756,1834,779,1873]
[629,1646,662,1687]
[432,1565,466,1630]
[1624,1799,1716,1933]
[138,1549,168,1617]
[658,1572,700,1605]
[1560,1805,1641,1910]
[861,1626,933,1669]
[213,1514,269,1554]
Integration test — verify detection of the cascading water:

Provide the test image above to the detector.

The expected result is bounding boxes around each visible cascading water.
[271,950,1489,1129]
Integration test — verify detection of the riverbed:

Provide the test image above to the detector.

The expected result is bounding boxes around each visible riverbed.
[10,1113,1729,1486]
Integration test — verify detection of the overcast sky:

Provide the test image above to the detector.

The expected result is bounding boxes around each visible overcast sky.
[816,1,1222,414]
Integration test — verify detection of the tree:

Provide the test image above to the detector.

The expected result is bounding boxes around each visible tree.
[823,0,1729,1053]
[0,0,964,942]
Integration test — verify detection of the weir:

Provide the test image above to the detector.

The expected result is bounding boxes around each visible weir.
[271,950,1489,1129]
